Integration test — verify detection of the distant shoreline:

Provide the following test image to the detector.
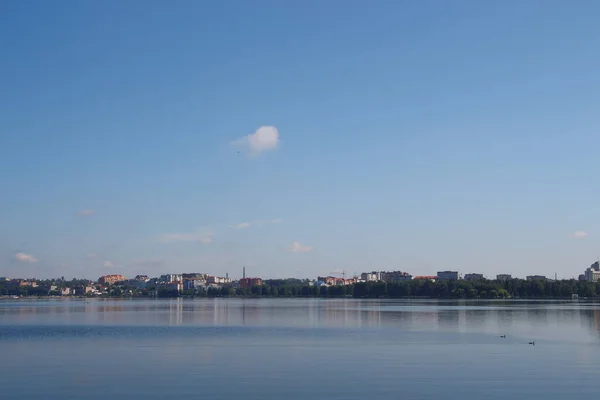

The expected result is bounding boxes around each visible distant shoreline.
[0,295,595,302]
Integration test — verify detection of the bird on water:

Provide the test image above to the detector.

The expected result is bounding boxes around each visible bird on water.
[528,341,535,346]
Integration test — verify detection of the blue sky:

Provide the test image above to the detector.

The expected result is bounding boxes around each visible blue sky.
[1,0,600,280]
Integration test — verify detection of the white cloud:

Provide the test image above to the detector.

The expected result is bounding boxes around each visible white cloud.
[15,252,39,263]
[87,253,98,259]
[157,232,213,244]
[78,209,95,216]
[572,230,588,239]
[103,260,115,268]
[287,241,313,253]
[231,126,280,155]
[233,219,283,229]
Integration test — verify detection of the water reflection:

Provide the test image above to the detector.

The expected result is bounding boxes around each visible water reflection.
[2,299,600,342]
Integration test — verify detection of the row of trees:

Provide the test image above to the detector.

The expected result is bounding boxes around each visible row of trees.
[0,278,93,297]
[4,278,600,299]
[155,278,600,299]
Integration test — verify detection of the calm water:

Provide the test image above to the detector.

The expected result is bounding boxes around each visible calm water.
[1,298,600,399]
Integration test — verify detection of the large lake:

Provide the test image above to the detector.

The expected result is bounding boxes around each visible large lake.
[1,298,599,399]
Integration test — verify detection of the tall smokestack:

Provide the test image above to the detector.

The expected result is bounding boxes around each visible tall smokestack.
[243,266,246,279]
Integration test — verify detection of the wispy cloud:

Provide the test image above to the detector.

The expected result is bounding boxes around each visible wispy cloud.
[572,230,588,239]
[230,126,280,156]
[157,232,213,244]
[287,241,313,253]
[103,260,115,268]
[78,209,95,216]
[232,219,283,229]
[87,253,98,259]
[15,252,39,263]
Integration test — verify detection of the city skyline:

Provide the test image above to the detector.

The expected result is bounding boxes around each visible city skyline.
[2,1,600,279]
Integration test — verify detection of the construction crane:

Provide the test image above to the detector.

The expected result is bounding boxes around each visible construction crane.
[329,270,346,279]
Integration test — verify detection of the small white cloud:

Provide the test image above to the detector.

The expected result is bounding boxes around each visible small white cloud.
[87,253,98,259]
[234,222,252,229]
[103,260,114,268]
[287,241,313,253]
[157,232,213,244]
[231,126,280,156]
[572,230,588,239]
[233,218,283,229]
[15,252,39,263]
[78,209,95,216]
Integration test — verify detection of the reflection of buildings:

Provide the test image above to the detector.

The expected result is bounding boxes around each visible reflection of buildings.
[437,310,460,330]
[580,308,600,339]
[525,307,548,325]
[168,298,183,325]
[356,301,381,328]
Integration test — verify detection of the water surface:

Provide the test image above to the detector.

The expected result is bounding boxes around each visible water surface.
[1,298,599,399]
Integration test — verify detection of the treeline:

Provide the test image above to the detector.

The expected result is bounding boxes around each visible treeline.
[161,279,600,299]
[5,278,600,300]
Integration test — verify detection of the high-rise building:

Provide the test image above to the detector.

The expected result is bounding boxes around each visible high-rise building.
[464,273,484,281]
[437,271,459,281]
[584,268,600,282]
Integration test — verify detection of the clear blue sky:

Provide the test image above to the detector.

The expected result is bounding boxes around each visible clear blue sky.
[2,0,600,280]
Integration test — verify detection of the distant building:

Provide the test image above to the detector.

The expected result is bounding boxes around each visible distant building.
[437,271,459,281]
[134,275,149,281]
[526,275,546,282]
[496,274,512,282]
[381,271,412,282]
[579,274,586,281]
[60,288,72,296]
[463,273,484,281]
[157,282,182,292]
[239,278,263,288]
[591,262,600,271]
[317,276,354,286]
[98,274,127,285]
[160,274,182,283]
[74,286,92,296]
[206,276,231,284]
[182,273,207,280]
[360,272,378,282]
[183,278,206,290]
[584,268,600,282]
[413,276,437,281]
